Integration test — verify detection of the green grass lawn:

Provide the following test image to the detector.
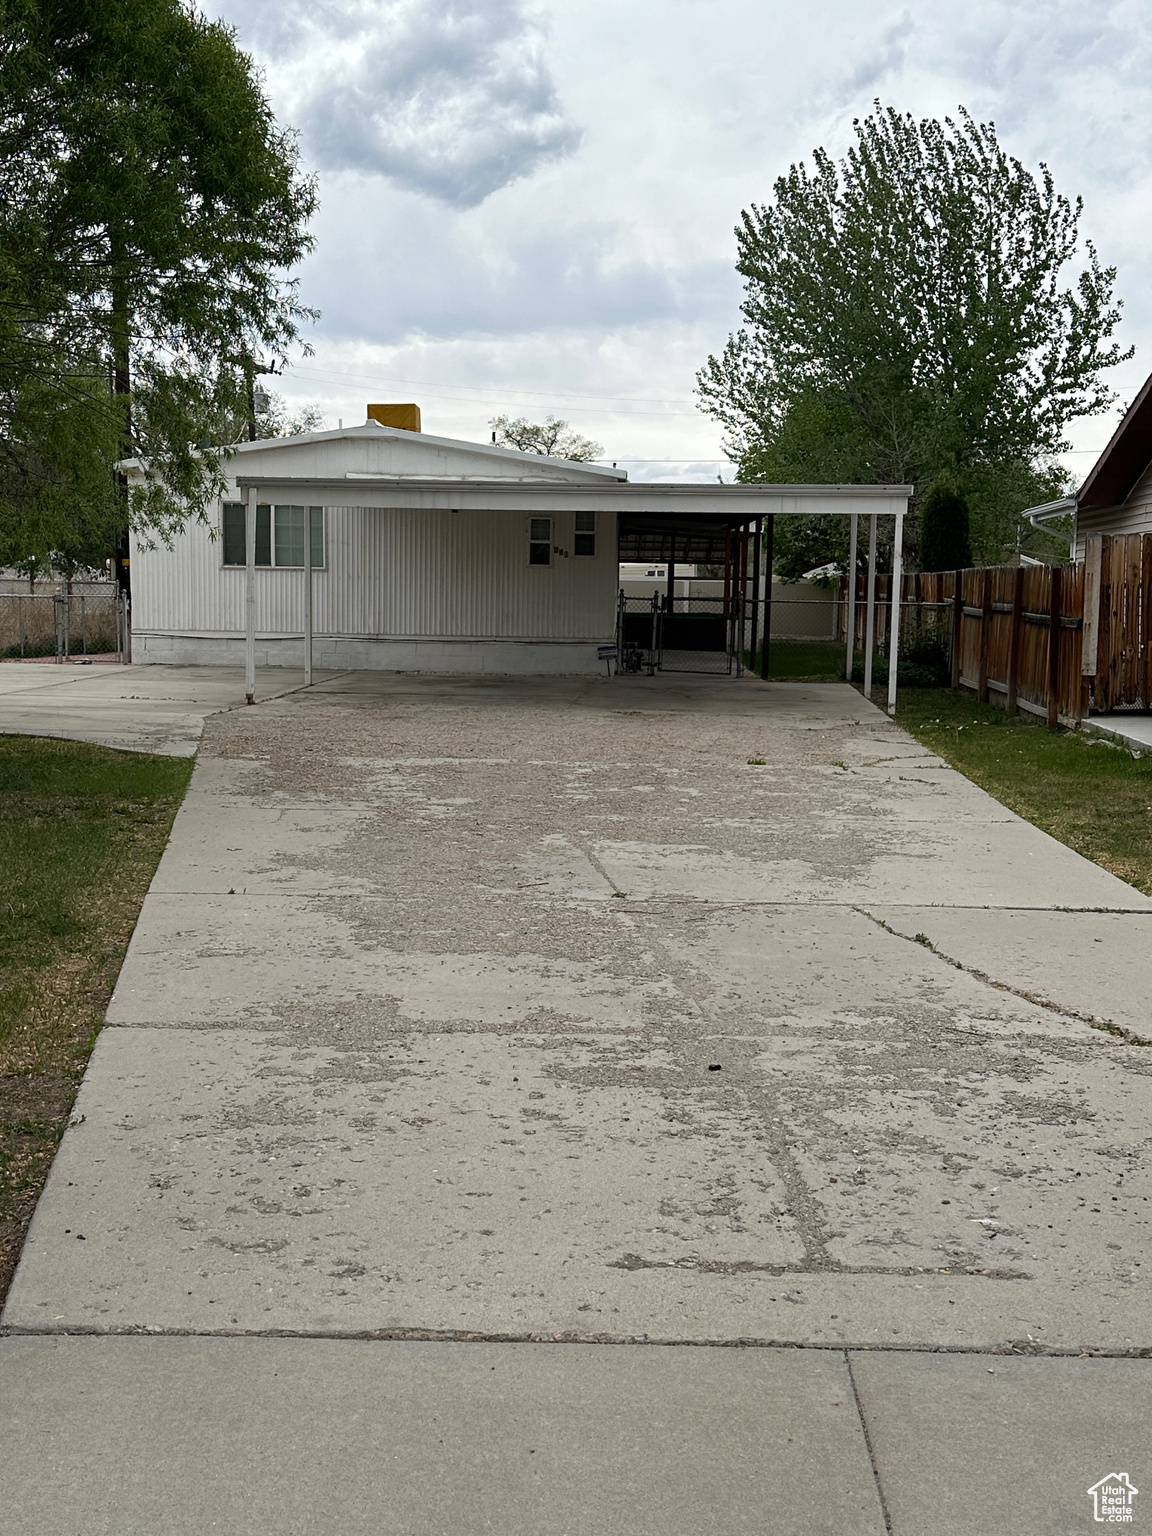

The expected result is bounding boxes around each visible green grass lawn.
[884,687,1152,896]
[755,640,846,678]
[0,736,192,1302]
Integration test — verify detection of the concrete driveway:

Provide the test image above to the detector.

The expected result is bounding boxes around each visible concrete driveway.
[3,671,1152,1533]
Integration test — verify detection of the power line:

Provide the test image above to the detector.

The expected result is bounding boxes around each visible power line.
[286,362,703,414]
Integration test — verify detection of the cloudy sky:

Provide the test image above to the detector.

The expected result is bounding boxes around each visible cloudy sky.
[212,0,1152,482]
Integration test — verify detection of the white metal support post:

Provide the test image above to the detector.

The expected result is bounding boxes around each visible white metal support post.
[245,486,257,704]
[845,512,858,681]
[887,508,904,715]
[863,512,878,697]
[303,507,313,687]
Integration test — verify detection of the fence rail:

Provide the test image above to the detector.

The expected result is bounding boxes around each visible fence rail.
[638,534,1141,726]
[901,566,1085,725]
[614,538,1152,725]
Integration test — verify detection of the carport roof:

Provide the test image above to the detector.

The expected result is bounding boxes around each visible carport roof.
[232,476,911,519]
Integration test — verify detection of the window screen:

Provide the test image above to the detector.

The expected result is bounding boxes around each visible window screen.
[574,510,596,557]
[272,504,325,566]
[222,502,272,566]
[308,506,324,568]
[274,505,305,566]
[223,502,323,566]
[256,504,271,566]
[529,517,552,566]
[222,503,245,566]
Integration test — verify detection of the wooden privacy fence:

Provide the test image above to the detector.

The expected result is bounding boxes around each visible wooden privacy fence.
[839,539,1152,723]
[940,565,1083,725]
[1082,533,1152,713]
[838,567,1081,723]
[837,533,1152,722]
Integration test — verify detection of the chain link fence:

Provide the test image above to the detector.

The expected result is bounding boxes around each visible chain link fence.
[618,574,959,688]
[617,593,739,675]
[753,586,844,678]
[0,584,127,661]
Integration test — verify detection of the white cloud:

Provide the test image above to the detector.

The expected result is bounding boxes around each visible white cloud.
[214,0,1152,475]
[228,0,580,206]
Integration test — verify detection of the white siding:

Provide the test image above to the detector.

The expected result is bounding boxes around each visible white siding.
[1076,462,1152,558]
[128,426,628,670]
[132,504,617,645]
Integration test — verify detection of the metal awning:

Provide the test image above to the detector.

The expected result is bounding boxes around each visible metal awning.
[232,476,910,518]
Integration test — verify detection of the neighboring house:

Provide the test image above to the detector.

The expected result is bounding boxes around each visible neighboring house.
[123,404,908,675]
[1076,369,1152,557]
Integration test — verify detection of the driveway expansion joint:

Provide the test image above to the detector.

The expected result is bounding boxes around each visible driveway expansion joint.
[847,1350,894,1533]
[8,1322,1149,1356]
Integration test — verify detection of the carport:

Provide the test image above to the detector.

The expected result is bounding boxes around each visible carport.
[232,473,910,710]
[616,484,910,709]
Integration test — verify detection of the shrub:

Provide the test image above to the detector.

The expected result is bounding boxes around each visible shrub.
[852,632,951,688]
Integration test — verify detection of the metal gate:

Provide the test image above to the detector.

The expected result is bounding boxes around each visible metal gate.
[0,586,128,662]
[616,593,739,676]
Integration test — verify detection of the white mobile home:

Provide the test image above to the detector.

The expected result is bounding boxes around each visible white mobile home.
[128,416,627,673]
[126,409,909,676]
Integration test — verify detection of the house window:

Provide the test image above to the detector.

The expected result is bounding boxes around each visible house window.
[275,505,305,567]
[529,517,552,565]
[222,503,324,567]
[574,511,596,557]
[274,506,324,567]
[222,502,247,566]
[256,505,271,565]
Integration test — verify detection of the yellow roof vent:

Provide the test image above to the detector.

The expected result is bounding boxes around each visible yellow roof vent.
[367,403,421,432]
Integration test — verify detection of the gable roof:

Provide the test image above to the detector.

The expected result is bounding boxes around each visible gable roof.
[1079,371,1152,510]
[119,420,628,484]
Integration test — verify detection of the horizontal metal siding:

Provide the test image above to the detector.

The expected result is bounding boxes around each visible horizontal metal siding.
[133,505,617,641]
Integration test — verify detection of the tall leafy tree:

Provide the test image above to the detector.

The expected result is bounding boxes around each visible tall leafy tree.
[490,414,603,461]
[0,0,317,565]
[697,103,1128,569]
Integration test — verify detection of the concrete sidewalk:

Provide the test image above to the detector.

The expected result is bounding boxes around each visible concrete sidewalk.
[0,661,335,754]
[3,671,1151,1532]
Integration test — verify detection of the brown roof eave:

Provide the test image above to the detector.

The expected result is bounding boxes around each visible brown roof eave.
[1079,370,1152,510]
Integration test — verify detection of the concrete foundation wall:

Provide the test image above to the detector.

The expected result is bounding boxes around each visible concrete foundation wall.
[131,632,608,675]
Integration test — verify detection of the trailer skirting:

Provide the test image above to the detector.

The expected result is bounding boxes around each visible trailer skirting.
[131,632,612,675]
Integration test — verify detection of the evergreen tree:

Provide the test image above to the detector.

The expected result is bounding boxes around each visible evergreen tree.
[919,485,973,571]
[0,0,318,562]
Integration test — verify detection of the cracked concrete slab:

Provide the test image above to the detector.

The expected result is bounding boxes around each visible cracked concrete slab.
[6,672,1152,1355]
[9,1014,1151,1349]
[868,906,1152,1038]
